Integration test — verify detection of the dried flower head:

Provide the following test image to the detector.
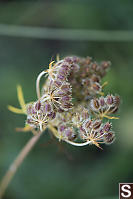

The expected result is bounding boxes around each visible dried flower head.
[8,55,120,149]
[1,54,121,199]
[90,95,120,120]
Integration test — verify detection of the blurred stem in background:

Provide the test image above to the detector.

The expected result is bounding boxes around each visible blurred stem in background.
[1,24,133,41]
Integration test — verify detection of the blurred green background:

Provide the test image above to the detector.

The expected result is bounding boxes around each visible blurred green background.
[0,1,133,199]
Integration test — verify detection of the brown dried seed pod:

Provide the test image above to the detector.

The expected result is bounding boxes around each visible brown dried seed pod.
[44,103,52,112]
[109,106,119,114]
[93,120,102,130]
[104,132,115,144]
[106,95,114,105]
[103,122,112,132]
[54,80,62,88]
[101,61,111,70]
[91,62,98,71]
[26,103,34,115]
[47,111,56,119]
[64,57,74,64]
[99,97,105,107]
[59,124,67,132]
[35,101,41,111]
[92,82,101,92]
[85,56,92,65]
[82,78,91,86]
[91,74,100,83]
[64,128,77,141]
[114,95,120,106]
[93,99,100,109]
[84,119,92,129]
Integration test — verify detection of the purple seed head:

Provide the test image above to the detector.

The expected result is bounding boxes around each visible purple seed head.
[104,132,115,144]
[58,68,67,76]
[26,104,33,115]
[61,95,70,102]
[82,109,89,120]
[92,99,100,110]
[92,82,101,91]
[59,125,66,132]
[61,102,72,109]
[44,103,51,112]
[61,64,70,71]
[114,95,120,106]
[35,101,41,111]
[103,122,112,132]
[57,74,66,80]
[99,97,105,107]
[99,129,104,136]
[72,56,79,63]
[47,111,56,119]
[93,120,102,130]
[84,119,92,129]
[64,57,73,63]
[80,126,86,133]
[65,128,76,141]
[51,112,56,119]
[61,84,70,92]
[27,118,33,124]
[106,95,114,105]
[71,64,80,72]
[54,80,62,87]
[101,61,111,70]
[91,75,100,83]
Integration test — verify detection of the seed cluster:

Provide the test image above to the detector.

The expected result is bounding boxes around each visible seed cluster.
[26,56,120,148]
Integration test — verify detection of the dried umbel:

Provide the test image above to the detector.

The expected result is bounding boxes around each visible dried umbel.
[0,55,120,199]
[8,55,120,148]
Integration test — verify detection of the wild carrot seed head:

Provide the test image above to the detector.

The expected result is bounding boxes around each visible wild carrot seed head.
[11,55,120,148]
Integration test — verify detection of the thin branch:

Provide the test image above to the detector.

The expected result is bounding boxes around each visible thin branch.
[0,131,42,199]
[48,124,92,146]
[0,24,133,41]
[65,139,92,146]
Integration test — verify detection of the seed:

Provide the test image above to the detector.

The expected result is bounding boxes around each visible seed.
[106,95,114,105]
[93,99,100,109]
[65,128,76,141]
[59,125,66,132]
[101,61,111,69]
[35,101,41,111]
[103,122,111,132]
[64,57,73,63]
[44,103,51,112]
[54,80,62,87]
[114,95,120,106]
[93,120,102,130]
[92,83,101,91]
[104,132,115,144]
[85,120,92,129]
[99,97,105,107]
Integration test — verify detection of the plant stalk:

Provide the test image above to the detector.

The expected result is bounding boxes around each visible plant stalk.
[0,132,42,199]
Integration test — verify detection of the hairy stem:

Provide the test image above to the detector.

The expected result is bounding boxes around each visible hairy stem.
[0,131,42,199]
